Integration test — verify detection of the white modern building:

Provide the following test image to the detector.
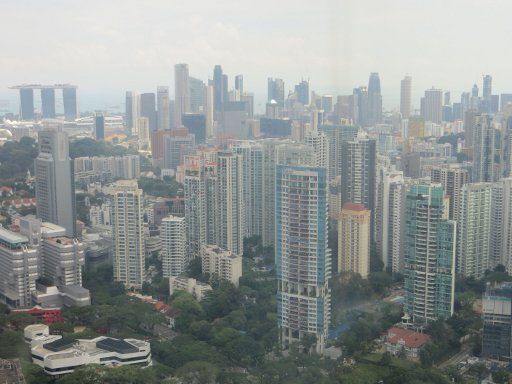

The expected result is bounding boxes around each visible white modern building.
[112,180,145,289]
[31,335,151,376]
[160,215,187,278]
[40,236,85,287]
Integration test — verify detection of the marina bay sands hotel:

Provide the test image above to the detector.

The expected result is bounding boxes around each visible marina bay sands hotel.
[9,84,78,121]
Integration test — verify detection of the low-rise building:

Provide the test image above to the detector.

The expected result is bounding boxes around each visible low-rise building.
[169,276,212,301]
[31,335,151,376]
[384,327,431,360]
[201,245,242,287]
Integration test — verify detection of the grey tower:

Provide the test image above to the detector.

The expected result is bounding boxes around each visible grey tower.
[35,128,76,236]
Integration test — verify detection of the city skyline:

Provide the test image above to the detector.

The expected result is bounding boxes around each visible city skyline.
[2,1,512,112]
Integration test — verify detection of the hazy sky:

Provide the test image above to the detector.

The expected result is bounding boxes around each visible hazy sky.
[1,0,511,113]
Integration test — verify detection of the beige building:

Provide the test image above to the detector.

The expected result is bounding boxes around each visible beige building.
[338,203,371,278]
[201,244,242,286]
[169,276,212,301]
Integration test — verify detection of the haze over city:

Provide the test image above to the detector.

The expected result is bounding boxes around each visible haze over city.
[1,0,512,111]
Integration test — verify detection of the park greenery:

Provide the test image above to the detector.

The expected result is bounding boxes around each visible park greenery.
[69,137,137,158]
[0,136,38,181]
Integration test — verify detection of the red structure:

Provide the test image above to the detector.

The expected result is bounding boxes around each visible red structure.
[11,307,63,324]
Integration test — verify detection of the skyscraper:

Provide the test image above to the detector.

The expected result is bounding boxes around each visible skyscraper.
[268,78,285,106]
[0,227,38,308]
[400,76,412,119]
[125,91,140,136]
[174,63,190,127]
[491,178,512,272]
[338,203,371,278]
[189,77,205,113]
[157,86,170,131]
[216,152,244,256]
[112,180,144,289]
[473,114,496,182]
[276,165,330,353]
[94,113,105,141]
[294,80,309,105]
[421,88,443,123]
[19,88,35,120]
[430,166,469,221]
[161,215,186,278]
[41,88,56,119]
[62,87,78,121]
[340,135,377,213]
[235,75,244,95]
[456,183,492,278]
[375,170,405,273]
[35,128,76,237]
[319,124,360,181]
[367,72,382,125]
[213,65,224,112]
[140,93,157,132]
[404,184,456,327]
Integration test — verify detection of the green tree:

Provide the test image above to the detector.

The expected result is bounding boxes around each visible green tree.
[492,369,510,384]
[176,361,219,384]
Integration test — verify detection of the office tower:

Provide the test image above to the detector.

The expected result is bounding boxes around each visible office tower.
[340,135,377,213]
[367,72,383,125]
[319,124,360,181]
[444,91,451,106]
[404,184,456,327]
[174,63,190,127]
[113,180,144,289]
[169,100,175,129]
[501,94,512,111]
[161,215,186,278]
[304,131,329,176]
[0,227,38,308]
[235,75,244,94]
[125,91,140,135]
[189,77,205,113]
[231,141,263,238]
[473,114,496,182]
[163,129,195,170]
[157,86,170,131]
[472,84,479,98]
[276,165,330,353]
[62,87,78,121]
[137,117,151,150]
[421,88,443,123]
[40,234,85,287]
[400,75,412,119]
[94,113,105,140]
[41,88,56,119]
[216,152,244,256]
[481,282,512,360]
[375,171,405,273]
[182,113,206,144]
[140,93,157,132]
[201,244,242,287]
[222,74,229,107]
[213,65,224,112]
[205,85,214,137]
[261,140,315,246]
[268,78,285,106]
[35,129,76,237]
[321,95,333,114]
[456,183,492,278]
[294,80,309,105]
[483,75,492,101]
[351,86,369,126]
[338,203,370,278]
[431,166,469,221]
[407,116,425,139]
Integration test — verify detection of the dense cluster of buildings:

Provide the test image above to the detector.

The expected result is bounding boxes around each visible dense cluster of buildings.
[4,65,512,360]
